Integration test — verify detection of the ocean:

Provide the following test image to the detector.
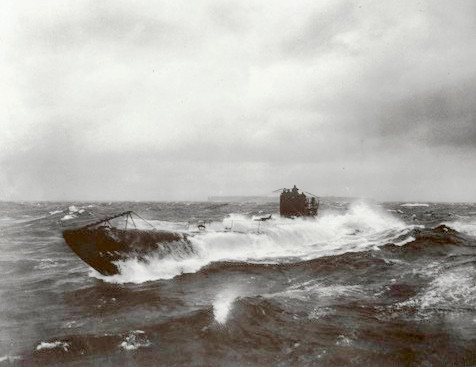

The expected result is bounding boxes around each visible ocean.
[1,200,475,366]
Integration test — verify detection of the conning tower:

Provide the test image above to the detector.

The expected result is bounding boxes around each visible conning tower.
[280,185,319,217]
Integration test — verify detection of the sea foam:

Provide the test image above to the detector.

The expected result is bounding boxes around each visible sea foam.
[92,201,414,284]
[401,203,430,207]
[213,290,239,324]
[444,219,476,237]
[36,341,70,351]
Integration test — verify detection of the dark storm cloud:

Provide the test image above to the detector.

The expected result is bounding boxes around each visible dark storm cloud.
[378,81,476,147]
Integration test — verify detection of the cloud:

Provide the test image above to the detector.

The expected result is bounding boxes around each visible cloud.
[1,0,476,201]
[377,80,476,147]
[24,2,193,53]
[281,1,358,57]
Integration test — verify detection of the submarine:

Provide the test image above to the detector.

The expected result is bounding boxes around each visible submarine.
[62,186,319,275]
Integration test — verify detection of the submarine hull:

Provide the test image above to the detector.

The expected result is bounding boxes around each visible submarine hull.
[63,226,193,275]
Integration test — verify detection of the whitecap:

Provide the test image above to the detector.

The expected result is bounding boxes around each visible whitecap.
[60,214,76,221]
[394,236,415,246]
[119,331,150,351]
[336,335,353,346]
[68,205,80,213]
[400,203,430,207]
[398,265,476,316]
[213,290,239,324]
[268,281,364,302]
[444,219,476,237]
[36,341,70,351]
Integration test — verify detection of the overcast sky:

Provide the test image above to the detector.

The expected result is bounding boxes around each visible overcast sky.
[1,0,475,202]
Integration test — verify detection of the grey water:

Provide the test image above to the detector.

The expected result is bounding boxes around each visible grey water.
[1,200,476,366]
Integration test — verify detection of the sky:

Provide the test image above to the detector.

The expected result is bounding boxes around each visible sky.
[0,0,475,202]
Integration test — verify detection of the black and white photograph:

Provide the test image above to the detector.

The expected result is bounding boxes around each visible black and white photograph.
[1,1,476,366]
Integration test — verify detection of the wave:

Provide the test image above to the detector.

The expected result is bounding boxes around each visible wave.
[396,265,476,318]
[93,202,416,284]
[266,280,364,302]
[36,341,70,352]
[381,224,476,260]
[401,203,430,207]
[119,331,151,351]
[444,218,476,237]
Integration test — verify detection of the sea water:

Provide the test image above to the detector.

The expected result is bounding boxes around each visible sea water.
[0,200,475,366]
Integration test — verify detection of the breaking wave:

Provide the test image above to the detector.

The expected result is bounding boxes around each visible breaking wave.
[444,218,476,237]
[93,202,416,284]
[401,203,430,207]
[36,341,70,352]
[266,280,364,302]
[119,331,151,351]
[396,265,476,319]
